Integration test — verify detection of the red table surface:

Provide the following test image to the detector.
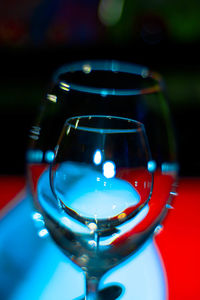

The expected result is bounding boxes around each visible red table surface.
[0,176,200,299]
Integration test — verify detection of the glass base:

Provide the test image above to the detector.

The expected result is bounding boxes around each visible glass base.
[77,285,123,300]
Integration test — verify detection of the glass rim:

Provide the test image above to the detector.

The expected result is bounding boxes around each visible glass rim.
[65,115,145,134]
[53,60,162,96]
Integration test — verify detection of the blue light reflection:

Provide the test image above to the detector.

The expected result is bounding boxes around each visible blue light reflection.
[147,160,157,172]
[45,150,55,163]
[93,150,102,165]
[103,161,116,178]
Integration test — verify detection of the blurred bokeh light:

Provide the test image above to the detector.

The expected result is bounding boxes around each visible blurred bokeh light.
[0,0,200,46]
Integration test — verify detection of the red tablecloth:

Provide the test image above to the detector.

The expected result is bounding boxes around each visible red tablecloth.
[155,178,200,299]
[0,176,200,299]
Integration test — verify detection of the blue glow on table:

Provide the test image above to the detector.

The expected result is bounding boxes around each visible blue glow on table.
[0,195,167,300]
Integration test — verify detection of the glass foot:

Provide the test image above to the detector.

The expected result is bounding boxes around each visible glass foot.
[77,284,123,300]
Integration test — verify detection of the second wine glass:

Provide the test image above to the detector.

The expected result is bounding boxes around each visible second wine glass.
[37,115,153,300]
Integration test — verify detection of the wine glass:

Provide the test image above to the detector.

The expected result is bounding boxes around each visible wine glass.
[26,60,178,299]
[37,115,153,300]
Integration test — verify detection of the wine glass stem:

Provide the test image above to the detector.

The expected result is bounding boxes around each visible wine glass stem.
[85,275,100,300]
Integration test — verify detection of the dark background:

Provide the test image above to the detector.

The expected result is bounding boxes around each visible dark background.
[0,0,200,176]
